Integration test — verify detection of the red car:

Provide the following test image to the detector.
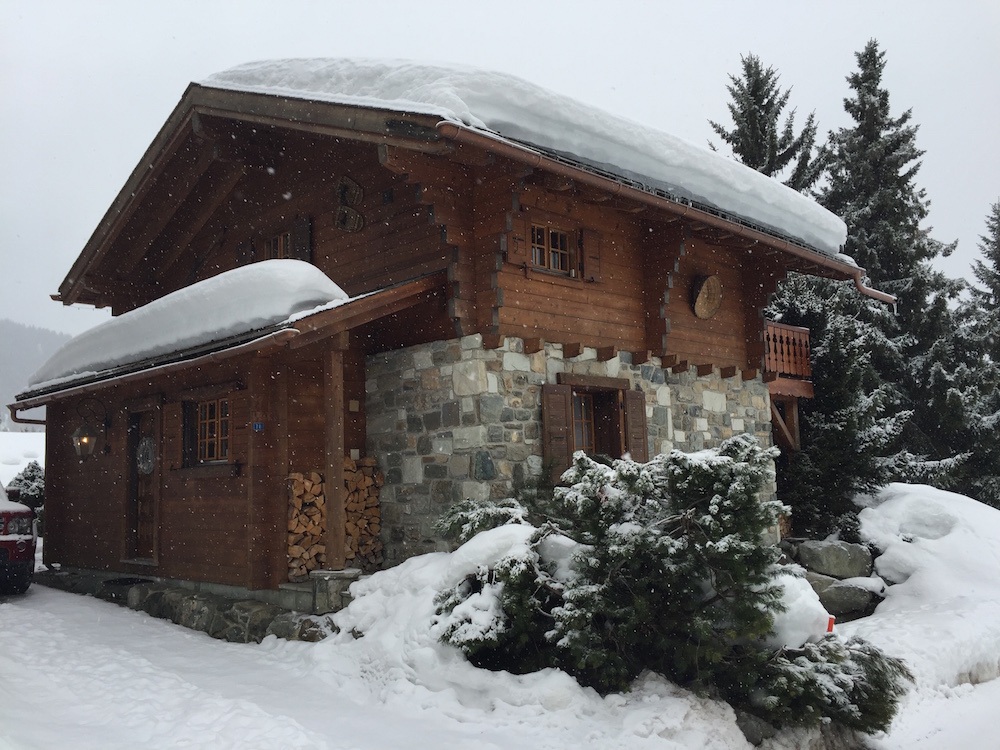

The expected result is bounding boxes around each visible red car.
[1,481,37,594]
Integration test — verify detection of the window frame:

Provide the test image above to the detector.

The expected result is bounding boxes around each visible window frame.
[530,224,573,275]
[196,397,230,464]
[542,375,649,481]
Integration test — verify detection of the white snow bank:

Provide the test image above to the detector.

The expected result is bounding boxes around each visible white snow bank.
[842,483,1000,690]
[316,525,752,748]
[766,571,832,650]
[204,59,848,256]
[28,260,348,390]
[0,431,45,485]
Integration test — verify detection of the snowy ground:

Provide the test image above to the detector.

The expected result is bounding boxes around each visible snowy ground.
[2,477,999,748]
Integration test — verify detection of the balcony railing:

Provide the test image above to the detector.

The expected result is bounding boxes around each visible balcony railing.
[764,321,812,380]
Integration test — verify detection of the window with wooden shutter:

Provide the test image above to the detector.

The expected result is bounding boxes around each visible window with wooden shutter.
[581,228,603,283]
[288,215,312,262]
[543,378,651,480]
[505,212,529,264]
[624,389,649,462]
[542,383,573,481]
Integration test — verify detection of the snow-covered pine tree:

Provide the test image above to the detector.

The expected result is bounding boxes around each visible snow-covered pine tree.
[708,53,823,191]
[6,460,44,510]
[820,40,969,482]
[954,201,1000,506]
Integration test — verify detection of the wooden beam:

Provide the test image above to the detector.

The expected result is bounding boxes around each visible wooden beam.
[324,348,347,570]
[557,373,631,391]
[563,342,584,359]
[696,363,714,377]
[247,354,285,590]
[596,346,618,362]
[661,354,678,368]
[770,398,800,452]
[629,350,652,365]
[523,337,544,354]
[288,273,446,350]
[154,164,247,278]
[481,334,505,350]
[766,377,815,399]
[720,366,738,379]
[115,144,222,277]
[672,360,690,373]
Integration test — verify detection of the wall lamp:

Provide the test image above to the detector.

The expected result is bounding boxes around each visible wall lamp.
[72,397,111,461]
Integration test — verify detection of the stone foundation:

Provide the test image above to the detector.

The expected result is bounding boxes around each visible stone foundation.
[366,334,776,565]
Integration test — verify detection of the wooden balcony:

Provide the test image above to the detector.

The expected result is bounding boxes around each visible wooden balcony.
[763,321,814,399]
[763,321,813,452]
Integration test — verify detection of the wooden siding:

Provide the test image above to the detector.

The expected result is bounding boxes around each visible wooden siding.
[491,184,647,350]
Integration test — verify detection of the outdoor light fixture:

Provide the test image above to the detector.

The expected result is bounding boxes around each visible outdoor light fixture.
[72,397,111,461]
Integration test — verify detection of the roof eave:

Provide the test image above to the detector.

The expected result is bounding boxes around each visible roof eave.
[57,84,449,307]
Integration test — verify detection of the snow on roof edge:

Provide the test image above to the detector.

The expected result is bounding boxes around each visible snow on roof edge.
[202,58,848,257]
[27,261,349,393]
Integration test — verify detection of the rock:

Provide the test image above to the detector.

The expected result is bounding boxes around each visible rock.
[473,450,497,481]
[819,581,874,616]
[797,541,873,579]
[804,570,838,596]
[734,709,777,746]
[266,612,336,642]
[208,600,285,643]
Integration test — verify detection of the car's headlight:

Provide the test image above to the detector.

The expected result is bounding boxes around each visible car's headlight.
[6,516,33,536]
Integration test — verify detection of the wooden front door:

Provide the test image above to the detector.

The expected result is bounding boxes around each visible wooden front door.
[127,409,158,560]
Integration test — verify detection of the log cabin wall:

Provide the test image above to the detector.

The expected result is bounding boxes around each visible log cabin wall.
[107,134,458,314]
[489,182,648,351]
[40,354,293,590]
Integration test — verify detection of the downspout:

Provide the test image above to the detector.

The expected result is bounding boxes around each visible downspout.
[435,121,896,306]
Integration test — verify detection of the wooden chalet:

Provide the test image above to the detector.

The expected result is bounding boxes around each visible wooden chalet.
[9,61,891,610]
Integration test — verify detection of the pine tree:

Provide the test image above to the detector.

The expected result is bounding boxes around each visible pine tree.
[709,53,823,191]
[954,201,1000,505]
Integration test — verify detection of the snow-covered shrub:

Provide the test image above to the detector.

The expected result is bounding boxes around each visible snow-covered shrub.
[7,460,44,510]
[434,434,911,732]
[7,460,44,534]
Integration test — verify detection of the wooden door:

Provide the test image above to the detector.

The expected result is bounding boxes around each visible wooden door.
[127,409,158,560]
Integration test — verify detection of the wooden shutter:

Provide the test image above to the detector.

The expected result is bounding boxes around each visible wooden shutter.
[505,212,529,264]
[581,229,602,282]
[289,216,313,262]
[624,389,649,462]
[162,402,185,470]
[235,240,254,267]
[542,383,574,482]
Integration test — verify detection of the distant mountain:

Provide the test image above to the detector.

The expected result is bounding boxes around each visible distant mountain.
[0,319,71,431]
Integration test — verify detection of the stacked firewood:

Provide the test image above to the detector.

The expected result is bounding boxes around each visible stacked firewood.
[344,456,384,570]
[287,471,326,582]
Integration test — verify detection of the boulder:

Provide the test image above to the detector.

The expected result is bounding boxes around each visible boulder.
[797,541,873,579]
[208,600,285,643]
[819,581,874,616]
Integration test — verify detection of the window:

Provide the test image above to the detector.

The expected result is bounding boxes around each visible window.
[572,392,595,454]
[196,398,229,463]
[542,376,648,481]
[531,225,572,274]
[264,231,291,259]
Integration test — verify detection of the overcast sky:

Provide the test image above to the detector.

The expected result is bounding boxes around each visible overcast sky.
[2,0,997,335]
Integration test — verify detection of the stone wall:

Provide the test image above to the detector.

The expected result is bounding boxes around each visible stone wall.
[366,334,775,565]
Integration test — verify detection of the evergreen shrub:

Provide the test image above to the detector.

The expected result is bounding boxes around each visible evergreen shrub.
[433,435,910,733]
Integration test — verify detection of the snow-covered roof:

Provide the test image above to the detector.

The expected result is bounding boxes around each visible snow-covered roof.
[204,59,848,256]
[28,261,348,391]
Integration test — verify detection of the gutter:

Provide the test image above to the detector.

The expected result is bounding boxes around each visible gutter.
[435,121,896,305]
[7,329,299,424]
